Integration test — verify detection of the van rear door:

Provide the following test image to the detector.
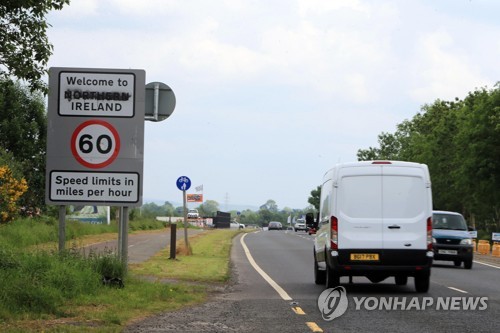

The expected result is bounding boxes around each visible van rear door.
[336,163,430,251]
[381,165,430,250]
[337,165,384,249]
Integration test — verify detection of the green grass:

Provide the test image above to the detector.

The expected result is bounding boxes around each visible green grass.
[0,218,242,332]
[0,217,116,250]
[1,277,206,332]
[130,229,241,283]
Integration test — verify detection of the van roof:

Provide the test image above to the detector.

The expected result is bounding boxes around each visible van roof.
[335,160,425,168]
[433,210,463,216]
[323,160,429,179]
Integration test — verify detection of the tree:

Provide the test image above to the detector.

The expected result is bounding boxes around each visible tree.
[163,201,176,216]
[356,85,500,232]
[239,209,261,226]
[0,79,47,211]
[0,0,70,92]
[139,202,164,218]
[198,200,219,216]
[259,199,278,212]
[308,186,321,211]
[454,87,500,228]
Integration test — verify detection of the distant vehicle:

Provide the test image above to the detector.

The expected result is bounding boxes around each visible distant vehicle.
[187,209,199,219]
[230,222,245,229]
[306,213,318,235]
[268,221,283,230]
[294,219,307,232]
[314,161,434,293]
[432,210,474,269]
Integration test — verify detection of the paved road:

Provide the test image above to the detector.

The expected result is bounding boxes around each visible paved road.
[83,227,204,263]
[125,230,500,332]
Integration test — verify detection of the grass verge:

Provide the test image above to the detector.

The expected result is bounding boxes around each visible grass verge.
[0,225,244,332]
[130,229,242,283]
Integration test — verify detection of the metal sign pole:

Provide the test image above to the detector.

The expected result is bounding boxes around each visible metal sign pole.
[182,190,191,254]
[176,176,192,255]
[121,207,129,272]
[58,205,66,253]
[117,207,123,258]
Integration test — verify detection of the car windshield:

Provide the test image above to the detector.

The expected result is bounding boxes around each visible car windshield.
[433,213,467,230]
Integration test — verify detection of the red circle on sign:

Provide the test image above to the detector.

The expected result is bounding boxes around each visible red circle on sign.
[71,120,121,169]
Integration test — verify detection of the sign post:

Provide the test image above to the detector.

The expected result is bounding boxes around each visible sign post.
[176,176,192,255]
[45,67,145,262]
[58,206,66,251]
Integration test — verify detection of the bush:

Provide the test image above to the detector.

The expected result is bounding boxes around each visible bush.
[129,218,165,231]
[0,246,122,318]
[0,165,28,223]
[88,248,125,280]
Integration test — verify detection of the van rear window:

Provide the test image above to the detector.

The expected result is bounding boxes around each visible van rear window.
[339,175,426,218]
[340,176,382,218]
[382,176,427,218]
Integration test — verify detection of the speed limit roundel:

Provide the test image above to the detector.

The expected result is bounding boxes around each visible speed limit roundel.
[70,120,121,169]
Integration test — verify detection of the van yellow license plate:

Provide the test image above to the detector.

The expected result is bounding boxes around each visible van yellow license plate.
[350,253,379,261]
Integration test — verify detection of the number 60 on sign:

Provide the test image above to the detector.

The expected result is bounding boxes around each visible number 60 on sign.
[70,119,121,169]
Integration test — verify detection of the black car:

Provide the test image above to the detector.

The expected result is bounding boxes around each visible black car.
[268,221,282,230]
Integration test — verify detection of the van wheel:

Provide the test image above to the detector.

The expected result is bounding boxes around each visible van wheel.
[314,256,326,285]
[326,264,340,288]
[395,275,408,286]
[414,273,430,293]
[464,259,473,269]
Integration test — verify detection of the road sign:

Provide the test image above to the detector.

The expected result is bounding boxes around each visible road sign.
[176,176,191,191]
[187,194,203,202]
[45,67,145,206]
[58,71,136,117]
[145,82,176,122]
[70,119,121,168]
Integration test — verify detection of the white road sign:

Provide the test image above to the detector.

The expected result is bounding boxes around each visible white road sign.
[59,71,136,117]
[49,171,139,203]
[46,67,145,206]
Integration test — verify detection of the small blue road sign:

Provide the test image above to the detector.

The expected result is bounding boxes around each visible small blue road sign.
[176,176,191,191]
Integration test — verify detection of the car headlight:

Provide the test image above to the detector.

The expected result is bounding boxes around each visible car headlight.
[460,238,472,245]
[432,237,436,244]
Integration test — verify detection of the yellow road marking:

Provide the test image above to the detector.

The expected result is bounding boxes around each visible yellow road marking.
[292,306,306,315]
[306,322,324,332]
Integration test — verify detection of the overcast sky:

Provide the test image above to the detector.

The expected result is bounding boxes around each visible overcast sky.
[46,0,500,210]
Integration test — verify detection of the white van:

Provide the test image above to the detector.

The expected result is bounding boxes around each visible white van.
[313,161,434,292]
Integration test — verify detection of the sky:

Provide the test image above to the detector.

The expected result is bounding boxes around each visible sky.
[45,0,500,210]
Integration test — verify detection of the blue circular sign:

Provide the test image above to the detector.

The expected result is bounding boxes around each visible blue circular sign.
[176,176,191,191]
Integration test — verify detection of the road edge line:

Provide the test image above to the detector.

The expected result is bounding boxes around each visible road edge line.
[240,233,293,301]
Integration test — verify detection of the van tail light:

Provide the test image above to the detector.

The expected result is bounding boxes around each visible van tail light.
[372,161,392,164]
[330,216,338,250]
[427,217,433,250]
